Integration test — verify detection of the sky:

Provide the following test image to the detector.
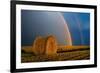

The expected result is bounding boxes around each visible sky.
[21,10,90,46]
[63,12,90,45]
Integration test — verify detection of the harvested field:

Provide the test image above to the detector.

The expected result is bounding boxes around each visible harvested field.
[21,46,90,63]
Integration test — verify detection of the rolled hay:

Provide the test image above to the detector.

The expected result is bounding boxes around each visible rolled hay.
[32,36,46,55]
[45,35,58,55]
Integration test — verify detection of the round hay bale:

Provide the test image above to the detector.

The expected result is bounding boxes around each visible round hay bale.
[32,36,46,55]
[45,35,58,55]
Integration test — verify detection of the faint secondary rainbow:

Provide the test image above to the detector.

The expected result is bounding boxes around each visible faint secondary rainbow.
[74,14,84,45]
[58,12,72,46]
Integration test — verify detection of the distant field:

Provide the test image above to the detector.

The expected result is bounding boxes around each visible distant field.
[22,45,90,53]
[21,46,90,63]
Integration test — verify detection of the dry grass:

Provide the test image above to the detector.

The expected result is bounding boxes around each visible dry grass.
[57,45,89,52]
[22,46,33,53]
[21,46,90,63]
[22,45,89,53]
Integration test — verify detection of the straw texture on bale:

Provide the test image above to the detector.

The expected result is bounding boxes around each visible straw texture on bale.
[32,35,58,55]
[32,36,46,55]
[45,35,58,55]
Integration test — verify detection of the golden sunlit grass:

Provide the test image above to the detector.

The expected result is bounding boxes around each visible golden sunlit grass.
[57,45,89,52]
[22,46,33,53]
[22,45,90,53]
[21,45,90,63]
